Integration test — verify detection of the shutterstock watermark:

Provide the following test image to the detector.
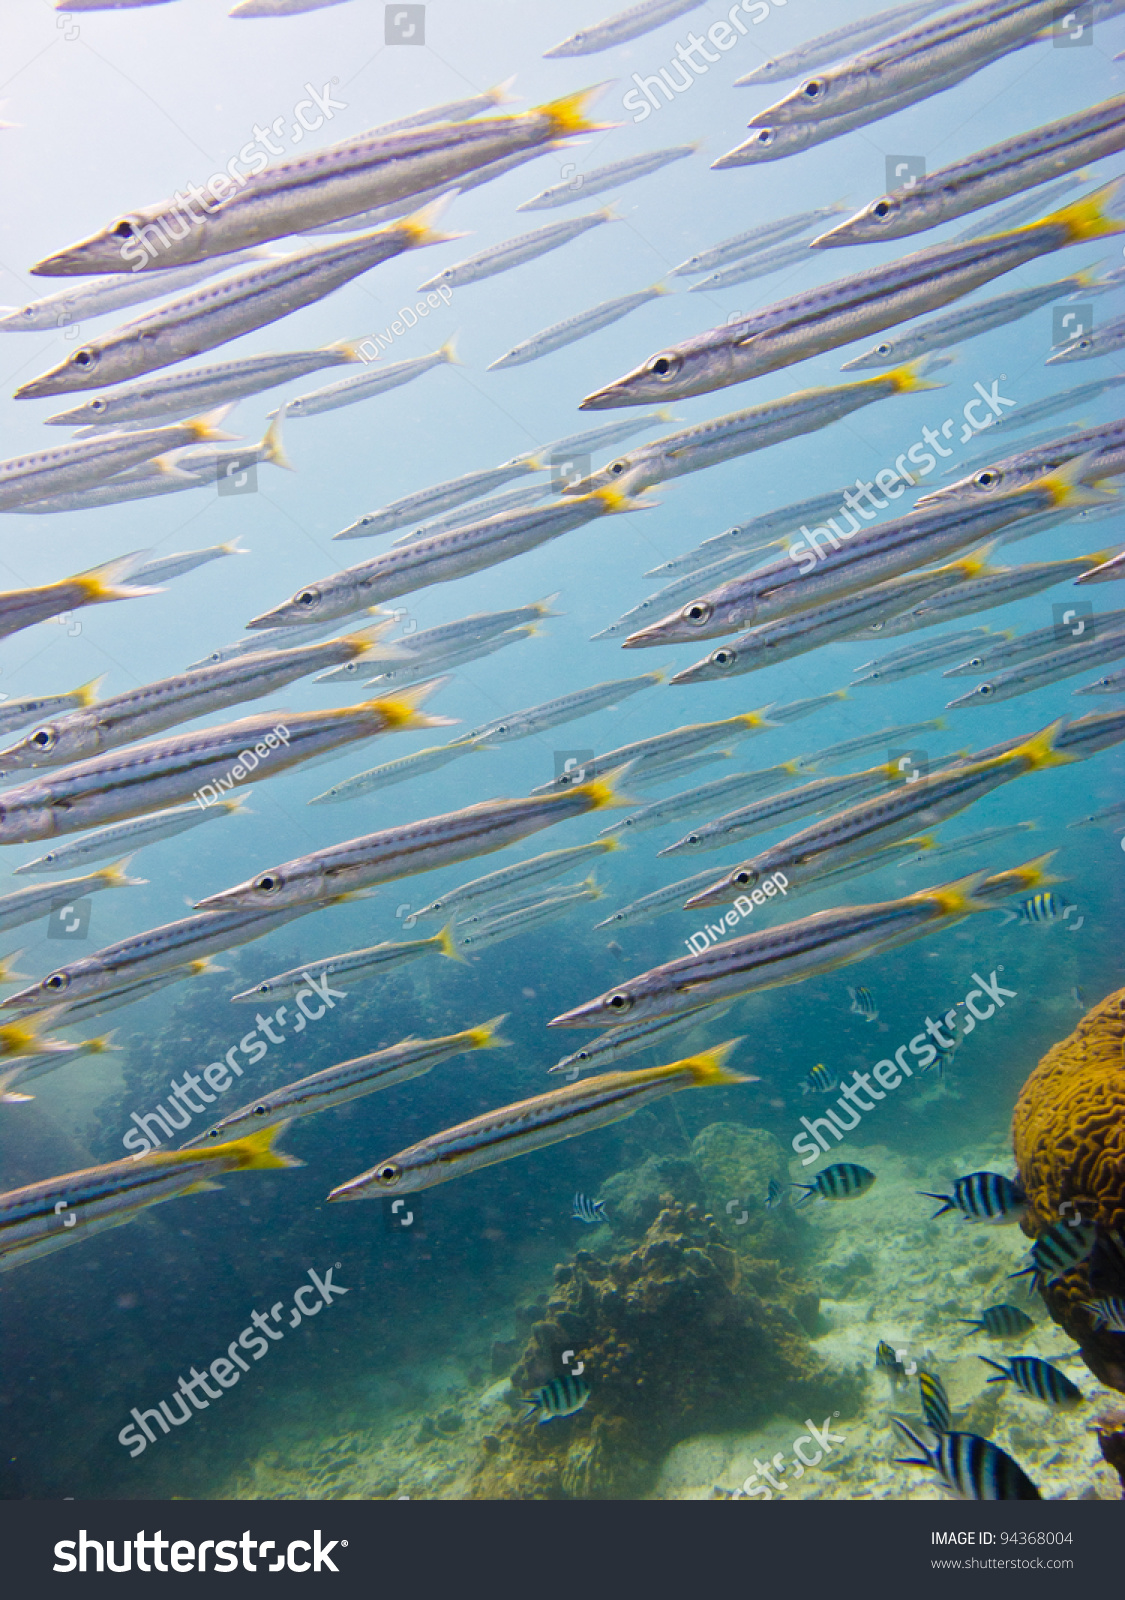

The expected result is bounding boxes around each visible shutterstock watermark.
[623,1,786,123]
[730,1416,847,1498]
[119,82,347,270]
[193,724,289,810]
[787,376,1016,577]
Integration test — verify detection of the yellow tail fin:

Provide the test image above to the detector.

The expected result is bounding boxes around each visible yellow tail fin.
[342,620,411,660]
[260,411,293,471]
[592,484,652,514]
[468,1013,511,1049]
[581,871,604,900]
[569,762,636,810]
[681,1038,754,1087]
[435,923,467,962]
[986,851,1062,898]
[596,836,622,853]
[186,403,239,443]
[1032,451,1120,510]
[94,856,147,889]
[536,83,612,137]
[915,869,993,917]
[1031,176,1125,246]
[73,551,163,603]
[438,334,462,365]
[0,949,29,984]
[885,356,946,394]
[399,194,465,248]
[999,717,1076,773]
[366,678,456,731]
[199,1119,303,1171]
[71,674,105,709]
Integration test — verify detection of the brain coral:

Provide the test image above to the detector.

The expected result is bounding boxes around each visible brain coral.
[1012,985,1125,1391]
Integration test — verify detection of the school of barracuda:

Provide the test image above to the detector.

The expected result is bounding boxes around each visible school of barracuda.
[1,0,1124,1504]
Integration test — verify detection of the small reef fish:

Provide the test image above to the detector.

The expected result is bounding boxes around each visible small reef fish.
[956,1304,1035,1337]
[876,1341,908,1384]
[572,1192,607,1224]
[1010,1221,1098,1292]
[764,1178,785,1210]
[793,1163,876,1203]
[799,1063,838,1096]
[326,1042,751,1199]
[921,1171,1027,1222]
[893,1421,1040,1500]
[1080,1297,1125,1332]
[920,1370,952,1434]
[521,1374,590,1424]
[998,892,1076,925]
[848,986,878,1023]
[980,1355,1082,1405]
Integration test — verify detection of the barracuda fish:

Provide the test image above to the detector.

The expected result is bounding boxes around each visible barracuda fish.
[947,628,1125,707]
[326,1040,750,1199]
[165,412,292,489]
[714,58,991,170]
[320,626,533,687]
[268,338,458,419]
[549,869,1004,1028]
[853,547,1121,640]
[518,145,696,209]
[1076,665,1125,694]
[544,412,681,461]
[0,679,104,740]
[1069,798,1125,826]
[647,490,855,579]
[733,0,947,85]
[357,82,519,135]
[0,1123,300,1272]
[185,614,379,671]
[682,723,1070,908]
[569,362,939,494]
[307,740,489,805]
[940,601,1125,672]
[529,711,777,796]
[950,176,1086,241]
[0,861,144,935]
[592,544,787,644]
[819,98,1125,247]
[0,410,237,510]
[249,489,644,629]
[191,773,629,914]
[395,482,554,541]
[414,839,619,921]
[379,597,563,661]
[627,751,733,790]
[593,864,744,932]
[799,722,947,772]
[0,687,448,846]
[754,0,1067,129]
[14,797,245,874]
[489,286,668,370]
[909,822,1037,862]
[621,461,1105,646]
[1047,307,1125,364]
[598,761,806,840]
[544,0,704,58]
[3,464,203,517]
[918,417,1125,509]
[16,961,219,1031]
[971,705,1125,762]
[0,555,160,647]
[453,877,597,926]
[852,628,999,684]
[658,764,898,858]
[460,670,663,744]
[128,542,246,586]
[782,837,932,901]
[980,373,1125,435]
[42,340,362,429]
[335,455,546,540]
[579,183,1125,408]
[688,239,824,294]
[454,879,603,952]
[188,1019,506,1145]
[0,249,272,332]
[418,208,617,293]
[18,209,455,400]
[670,209,848,280]
[0,1030,120,1103]
[549,1003,732,1075]
[32,89,607,277]
[0,623,407,772]
[670,553,992,683]
[840,271,1105,370]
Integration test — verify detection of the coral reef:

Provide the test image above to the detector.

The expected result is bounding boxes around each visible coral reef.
[465,1195,858,1500]
[1012,986,1125,1392]
[1093,1406,1125,1497]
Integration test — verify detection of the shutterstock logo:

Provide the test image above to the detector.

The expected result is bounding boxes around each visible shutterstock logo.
[53,1529,343,1573]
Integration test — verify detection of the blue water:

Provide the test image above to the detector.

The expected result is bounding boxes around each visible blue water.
[0,0,1122,1502]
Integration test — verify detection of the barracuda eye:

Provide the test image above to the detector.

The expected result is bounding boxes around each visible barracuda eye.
[685,833,701,845]
[29,727,56,750]
[975,470,1000,489]
[606,992,633,1013]
[734,870,754,887]
[375,1162,401,1185]
[295,587,319,609]
[754,128,776,147]
[577,1049,590,1062]
[44,972,70,992]
[495,724,509,735]
[253,1105,268,1116]
[711,649,735,668]
[72,348,99,369]
[207,1127,221,1138]
[683,600,713,625]
[801,77,826,100]
[977,684,994,696]
[648,353,681,381]
[609,460,627,475]
[111,219,137,240]
[871,197,898,221]
[254,873,283,894]
[90,398,107,413]
[875,343,892,356]
[966,656,983,668]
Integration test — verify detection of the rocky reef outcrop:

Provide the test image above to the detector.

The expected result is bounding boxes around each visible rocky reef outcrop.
[1012,986,1125,1392]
